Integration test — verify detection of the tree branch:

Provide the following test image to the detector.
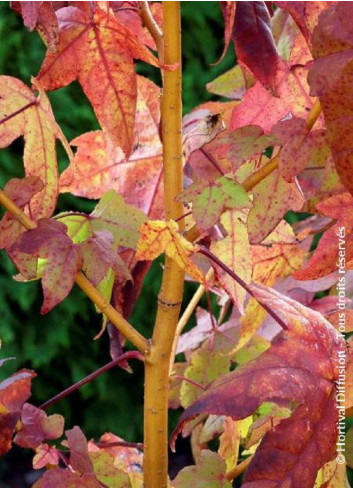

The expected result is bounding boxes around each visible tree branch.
[0,190,150,354]
[39,351,143,410]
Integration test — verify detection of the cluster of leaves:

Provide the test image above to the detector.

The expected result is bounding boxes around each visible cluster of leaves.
[0,1,353,487]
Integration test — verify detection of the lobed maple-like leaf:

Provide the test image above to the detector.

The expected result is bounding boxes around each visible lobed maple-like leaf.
[309,2,353,196]
[60,75,164,219]
[277,2,334,48]
[81,231,131,287]
[0,177,43,250]
[33,470,102,488]
[136,220,205,283]
[37,4,162,156]
[88,432,143,487]
[10,218,82,313]
[90,190,147,248]
[0,369,36,456]
[294,192,353,279]
[172,449,231,488]
[176,175,250,232]
[33,443,60,470]
[210,210,252,313]
[0,77,70,218]
[14,402,64,449]
[247,165,305,244]
[206,65,255,100]
[172,285,345,487]
[232,1,283,92]
[272,117,329,182]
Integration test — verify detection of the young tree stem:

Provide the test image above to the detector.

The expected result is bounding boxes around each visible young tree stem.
[143,3,184,487]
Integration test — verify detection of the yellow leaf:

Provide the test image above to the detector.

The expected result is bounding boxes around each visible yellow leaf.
[136,220,205,284]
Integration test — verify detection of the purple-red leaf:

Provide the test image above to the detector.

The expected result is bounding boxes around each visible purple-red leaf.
[14,403,64,449]
[0,369,36,456]
[232,1,283,92]
[172,285,345,487]
[11,219,82,313]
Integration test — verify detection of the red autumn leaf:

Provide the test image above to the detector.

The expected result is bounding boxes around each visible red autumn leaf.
[60,76,164,218]
[81,230,131,287]
[0,369,36,456]
[172,285,345,487]
[0,76,70,219]
[37,5,161,156]
[246,166,305,244]
[230,30,314,134]
[33,470,102,488]
[294,192,353,280]
[272,117,329,182]
[66,426,93,475]
[112,1,162,50]
[10,219,82,313]
[232,1,284,92]
[218,1,236,64]
[277,1,334,48]
[33,443,60,470]
[14,403,64,449]
[0,177,43,250]
[309,3,353,196]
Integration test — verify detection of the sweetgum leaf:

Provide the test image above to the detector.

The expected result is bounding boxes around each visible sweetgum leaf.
[0,369,36,456]
[0,177,43,250]
[11,219,82,313]
[176,175,250,232]
[230,34,314,134]
[206,65,255,100]
[37,5,161,156]
[66,426,93,475]
[33,469,102,488]
[294,192,353,279]
[89,451,130,488]
[81,231,131,287]
[210,210,252,313]
[91,190,147,248]
[172,450,231,488]
[232,1,283,92]
[60,76,163,218]
[218,1,236,64]
[88,432,143,488]
[14,402,64,448]
[272,117,329,182]
[0,77,69,218]
[309,3,353,196]
[172,285,345,487]
[277,2,334,48]
[247,167,305,243]
[33,443,60,470]
[136,220,205,283]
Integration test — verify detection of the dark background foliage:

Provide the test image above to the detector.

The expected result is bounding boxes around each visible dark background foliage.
[0,3,234,486]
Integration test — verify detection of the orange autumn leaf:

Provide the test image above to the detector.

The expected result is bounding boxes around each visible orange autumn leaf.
[0,76,70,219]
[136,220,204,284]
[37,4,161,157]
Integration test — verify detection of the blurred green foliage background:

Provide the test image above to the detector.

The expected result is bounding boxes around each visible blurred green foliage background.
[0,2,234,483]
